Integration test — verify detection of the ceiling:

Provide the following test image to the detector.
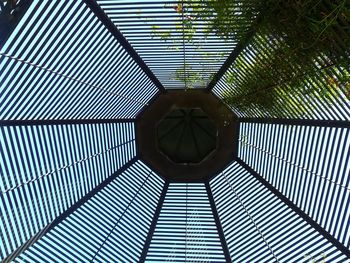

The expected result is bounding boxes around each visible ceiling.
[0,0,349,262]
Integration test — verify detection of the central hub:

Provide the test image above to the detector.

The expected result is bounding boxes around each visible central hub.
[156,108,217,164]
[136,89,239,182]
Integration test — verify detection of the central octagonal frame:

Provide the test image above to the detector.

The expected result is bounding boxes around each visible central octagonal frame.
[136,89,239,182]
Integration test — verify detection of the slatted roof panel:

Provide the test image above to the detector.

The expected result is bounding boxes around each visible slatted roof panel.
[96,0,257,89]
[146,183,226,262]
[238,122,350,249]
[15,160,165,262]
[210,161,350,262]
[0,0,160,120]
[0,121,137,261]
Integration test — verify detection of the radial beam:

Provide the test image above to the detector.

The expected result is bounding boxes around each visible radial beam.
[235,157,350,259]
[239,117,350,128]
[206,14,264,92]
[138,182,169,263]
[205,33,255,91]
[205,182,232,263]
[0,118,135,126]
[82,0,166,93]
[5,157,138,262]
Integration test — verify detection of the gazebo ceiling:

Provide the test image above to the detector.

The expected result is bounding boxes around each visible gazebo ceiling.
[0,1,350,262]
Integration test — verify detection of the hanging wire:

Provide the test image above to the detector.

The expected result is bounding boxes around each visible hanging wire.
[1,139,135,194]
[0,52,148,106]
[239,138,350,191]
[181,0,188,89]
[222,171,280,263]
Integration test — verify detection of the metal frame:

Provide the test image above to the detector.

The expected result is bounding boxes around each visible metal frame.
[205,182,232,263]
[138,182,169,263]
[1,1,349,261]
[136,89,238,183]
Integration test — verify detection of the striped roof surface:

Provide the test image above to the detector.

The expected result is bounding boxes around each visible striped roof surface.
[1,0,349,262]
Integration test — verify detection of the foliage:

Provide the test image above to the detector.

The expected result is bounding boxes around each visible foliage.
[151,25,171,41]
[262,0,350,60]
[304,252,327,263]
[222,51,350,116]
[150,0,350,113]
[191,0,350,56]
[150,1,253,88]
[220,0,350,115]
[150,1,261,44]
[172,63,205,88]
[188,0,261,41]
[154,0,350,49]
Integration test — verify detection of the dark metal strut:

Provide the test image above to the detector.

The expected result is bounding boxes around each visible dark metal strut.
[0,118,135,127]
[239,117,350,128]
[138,182,169,262]
[206,14,264,92]
[0,0,33,46]
[205,182,232,263]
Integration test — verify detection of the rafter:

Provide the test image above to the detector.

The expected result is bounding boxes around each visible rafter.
[239,117,350,128]
[0,118,135,126]
[138,182,169,263]
[205,182,232,263]
[205,13,265,92]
